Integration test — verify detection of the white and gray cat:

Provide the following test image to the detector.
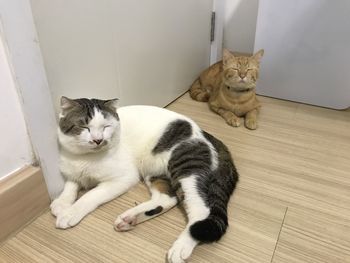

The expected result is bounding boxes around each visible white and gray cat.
[51,97,239,263]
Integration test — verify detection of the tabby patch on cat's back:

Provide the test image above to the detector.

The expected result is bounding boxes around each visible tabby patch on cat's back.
[189,48,264,130]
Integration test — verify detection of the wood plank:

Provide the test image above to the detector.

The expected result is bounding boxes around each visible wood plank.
[272,208,350,263]
[0,183,286,263]
[0,166,50,243]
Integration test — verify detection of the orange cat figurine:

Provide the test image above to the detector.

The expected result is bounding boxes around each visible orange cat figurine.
[190,49,264,130]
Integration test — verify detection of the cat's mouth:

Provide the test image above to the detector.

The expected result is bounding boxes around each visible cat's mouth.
[226,86,252,93]
[91,141,108,150]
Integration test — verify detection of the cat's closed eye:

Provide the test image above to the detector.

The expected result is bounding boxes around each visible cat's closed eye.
[103,125,111,130]
[226,69,235,78]
[80,126,90,132]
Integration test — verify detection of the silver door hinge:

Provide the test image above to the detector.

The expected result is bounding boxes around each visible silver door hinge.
[211,11,216,42]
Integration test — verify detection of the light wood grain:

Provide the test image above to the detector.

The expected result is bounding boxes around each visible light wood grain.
[0,183,286,263]
[168,95,350,219]
[0,166,50,243]
[272,208,350,263]
[1,93,349,262]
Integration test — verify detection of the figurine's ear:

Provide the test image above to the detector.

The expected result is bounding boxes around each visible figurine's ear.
[253,49,264,62]
[223,48,235,65]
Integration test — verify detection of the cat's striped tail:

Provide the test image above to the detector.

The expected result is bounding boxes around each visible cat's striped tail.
[189,175,235,242]
[190,132,239,243]
[189,78,210,102]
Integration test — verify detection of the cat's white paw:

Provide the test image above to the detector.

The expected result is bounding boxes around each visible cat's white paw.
[114,215,136,231]
[167,236,196,263]
[50,198,71,217]
[55,207,85,229]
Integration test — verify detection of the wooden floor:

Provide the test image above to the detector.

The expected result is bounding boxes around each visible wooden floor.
[1,93,350,263]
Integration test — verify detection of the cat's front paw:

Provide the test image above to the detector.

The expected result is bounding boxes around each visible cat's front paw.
[245,118,258,130]
[226,116,241,127]
[114,215,136,232]
[50,198,72,217]
[55,207,85,229]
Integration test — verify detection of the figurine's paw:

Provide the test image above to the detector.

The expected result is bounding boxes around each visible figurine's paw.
[245,118,258,130]
[226,116,241,127]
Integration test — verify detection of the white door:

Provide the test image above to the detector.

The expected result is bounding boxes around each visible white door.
[254,0,350,109]
[30,0,213,110]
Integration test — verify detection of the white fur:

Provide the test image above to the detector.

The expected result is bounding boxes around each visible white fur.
[117,106,181,178]
[53,105,219,260]
[54,106,139,229]
[117,105,218,177]
[168,230,198,263]
[168,176,209,263]
[178,176,210,224]
[114,191,177,231]
[50,181,79,216]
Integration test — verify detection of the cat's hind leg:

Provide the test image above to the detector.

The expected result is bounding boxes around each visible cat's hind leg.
[167,176,209,263]
[114,177,178,231]
[189,78,210,102]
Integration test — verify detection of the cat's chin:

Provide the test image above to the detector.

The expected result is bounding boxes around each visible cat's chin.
[226,85,255,93]
[89,146,106,152]
[61,142,111,155]
[84,142,113,153]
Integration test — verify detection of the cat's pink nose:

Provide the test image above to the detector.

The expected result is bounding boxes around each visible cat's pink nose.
[93,139,103,145]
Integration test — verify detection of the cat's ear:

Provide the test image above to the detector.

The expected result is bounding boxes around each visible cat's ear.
[223,48,235,65]
[253,49,264,62]
[60,96,79,111]
[103,98,119,110]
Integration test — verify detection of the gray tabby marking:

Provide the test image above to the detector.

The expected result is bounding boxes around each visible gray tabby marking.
[59,98,119,135]
[152,120,192,154]
[168,140,212,180]
[190,131,238,242]
[152,119,239,243]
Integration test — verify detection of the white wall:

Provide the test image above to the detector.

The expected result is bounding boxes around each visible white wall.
[0,35,32,178]
[30,0,120,111]
[30,0,212,111]
[223,0,259,54]
[255,0,350,109]
[0,0,64,198]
